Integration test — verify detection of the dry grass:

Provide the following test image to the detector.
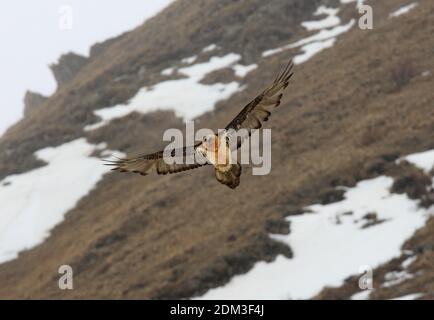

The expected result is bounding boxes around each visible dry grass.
[0,0,433,299]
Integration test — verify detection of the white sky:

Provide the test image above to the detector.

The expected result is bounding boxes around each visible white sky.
[0,0,174,137]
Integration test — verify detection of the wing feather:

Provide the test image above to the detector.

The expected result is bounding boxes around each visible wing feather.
[104,143,207,176]
[225,59,294,148]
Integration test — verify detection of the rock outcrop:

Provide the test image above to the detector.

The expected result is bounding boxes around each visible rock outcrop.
[23,91,47,117]
[89,33,124,59]
[49,52,88,87]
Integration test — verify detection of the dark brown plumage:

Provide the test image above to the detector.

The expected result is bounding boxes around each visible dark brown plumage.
[104,143,205,176]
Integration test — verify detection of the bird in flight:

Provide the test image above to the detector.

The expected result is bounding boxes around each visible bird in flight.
[106,59,293,189]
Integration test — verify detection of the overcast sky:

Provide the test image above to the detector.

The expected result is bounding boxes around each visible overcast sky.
[0,0,174,137]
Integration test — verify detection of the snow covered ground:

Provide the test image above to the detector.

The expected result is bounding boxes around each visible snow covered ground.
[391,293,423,300]
[301,6,340,31]
[350,289,372,300]
[232,63,258,78]
[352,290,423,300]
[390,2,418,18]
[0,139,123,264]
[400,149,434,174]
[85,52,248,131]
[181,55,198,65]
[202,44,219,53]
[197,150,434,300]
[262,4,355,65]
[340,0,366,9]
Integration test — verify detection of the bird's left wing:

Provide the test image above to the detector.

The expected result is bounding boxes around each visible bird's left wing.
[104,143,208,176]
[225,59,293,148]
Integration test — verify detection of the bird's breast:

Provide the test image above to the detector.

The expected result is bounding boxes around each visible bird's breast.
[205,143,232,171]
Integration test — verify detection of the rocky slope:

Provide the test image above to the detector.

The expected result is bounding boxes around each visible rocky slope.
[0,0,433,299]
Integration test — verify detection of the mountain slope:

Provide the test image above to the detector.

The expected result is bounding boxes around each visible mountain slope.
[0,0,433,299]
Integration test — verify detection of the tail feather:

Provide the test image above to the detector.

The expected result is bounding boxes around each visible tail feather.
[215,163,242,189]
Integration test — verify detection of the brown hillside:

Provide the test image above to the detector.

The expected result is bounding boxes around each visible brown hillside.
[0,0,433,299]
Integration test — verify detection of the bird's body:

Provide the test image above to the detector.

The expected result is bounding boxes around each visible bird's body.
[197,133,241,188]
[105,60,294,189]
[197,134,231,167]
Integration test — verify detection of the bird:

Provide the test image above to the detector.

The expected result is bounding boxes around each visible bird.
[105,59,294,189]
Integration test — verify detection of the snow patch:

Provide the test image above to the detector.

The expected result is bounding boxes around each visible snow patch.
[381,254,418,288]
[178,54,240,78]
[292,20,355,48]
[350,290,372,300]
[301,6,340,31]
[382,270,413,288]
[197,175,433,300]
[401,255,417,269]
[181,55,197,64]
[390,3,418,18]
[202,44,219,53]
[262,19,355,63]
[293,38,336,65]
[391,293,423,300]
[161,67,175,76]
[340,0,366,9]
[0,138,123,264]
[262,3,355,65]
[232,63,258,77]
[85,53,243,131]
[400,149,434,173]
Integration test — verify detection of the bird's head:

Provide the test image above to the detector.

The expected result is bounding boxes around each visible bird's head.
[202,134,218,152]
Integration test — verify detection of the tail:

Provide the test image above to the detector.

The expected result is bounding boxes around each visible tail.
[215,163,242,189]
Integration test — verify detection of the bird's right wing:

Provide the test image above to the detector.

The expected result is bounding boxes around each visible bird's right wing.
[104,143,208,176]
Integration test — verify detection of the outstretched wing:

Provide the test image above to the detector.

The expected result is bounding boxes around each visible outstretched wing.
[225,59,293,148]
[104,143,207,176]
